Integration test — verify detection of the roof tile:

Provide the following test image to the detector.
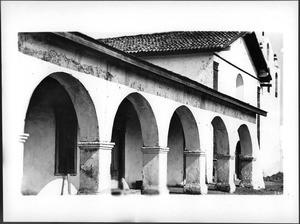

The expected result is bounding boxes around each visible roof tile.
[98,31,247,54]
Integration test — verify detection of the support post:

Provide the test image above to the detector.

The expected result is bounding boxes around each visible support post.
[78,141,115,194]
[18,133,29,195]
[183,150,208,194]
[239,155,256,188]
[141,146,169,195]
[214,154,236,193]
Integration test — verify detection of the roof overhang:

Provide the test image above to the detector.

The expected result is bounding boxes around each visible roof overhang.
[243,32,272,82]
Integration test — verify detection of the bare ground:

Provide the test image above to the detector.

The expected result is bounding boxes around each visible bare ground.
[208,172,283,195]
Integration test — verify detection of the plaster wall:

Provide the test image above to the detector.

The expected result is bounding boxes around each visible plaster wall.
[22,99,57,195]
[140,53,214,88]
[216,38,259,107]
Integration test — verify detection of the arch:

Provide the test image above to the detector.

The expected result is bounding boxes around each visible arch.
[167,105,200,190]
[173,106,200,150]
[211,116,230,156]
[236,74,244,100]
[110,92,159,190]
[22,73,99,195]
[113,92,159,147]
[49,72,99,142]
[211,116,230,189]
[238,124,252,157]
[237,124,253,185]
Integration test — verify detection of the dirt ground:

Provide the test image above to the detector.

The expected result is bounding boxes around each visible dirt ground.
[111,172,284,196]
[208,172,283,195]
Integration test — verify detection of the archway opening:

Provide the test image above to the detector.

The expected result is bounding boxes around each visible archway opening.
[167,112,185,188]
[237,124,253,186]
[110,93,159,193]
[22,73,99,195]
[111,98,143,191]
[167,106,200,193]
[23,77,78,195]
[211,117,230,186]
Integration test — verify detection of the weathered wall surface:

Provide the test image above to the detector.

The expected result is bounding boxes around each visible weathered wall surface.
[140,53,214,88]
[18,33,257,123]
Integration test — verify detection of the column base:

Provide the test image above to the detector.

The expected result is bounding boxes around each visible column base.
[77,188,99,195]
[77,188,113,195]
[216,182,236,193]
[183,183,208,195]
[239,181,253,189]
[141,186,169,195]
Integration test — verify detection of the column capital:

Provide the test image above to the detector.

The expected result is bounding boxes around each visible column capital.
[239,155,257,161]
[215,154,235,160]
[19,133,30,143]
[78,141,115,151]
[184,150,206,157]
[141,146,169,154]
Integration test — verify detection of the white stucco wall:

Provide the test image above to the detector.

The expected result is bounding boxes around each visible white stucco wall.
[216,38,260,107]
[140,53,214,88]
[140,38,260,108]
[259,38,282,176]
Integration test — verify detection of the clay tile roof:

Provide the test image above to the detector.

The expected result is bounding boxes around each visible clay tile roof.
[98,31,247,55]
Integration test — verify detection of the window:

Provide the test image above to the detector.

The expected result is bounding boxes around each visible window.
[213,61,219,90]
[236,74,244,100]
[275,73,278,97]
[267,43,270,61]
[55,110,77,175]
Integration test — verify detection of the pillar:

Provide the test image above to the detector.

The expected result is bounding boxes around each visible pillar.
[239,155,256,188]
[78,141,115,194]
[215,154,236,193]
[183,150,208,194]
[17,133,29,195]
[141,146,169,195]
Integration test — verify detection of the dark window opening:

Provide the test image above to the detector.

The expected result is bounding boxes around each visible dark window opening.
[267,43,270,60]
[235,141,241,180]
[55,98,78,176]
[213,61,219,90]
[275,73,278,98]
